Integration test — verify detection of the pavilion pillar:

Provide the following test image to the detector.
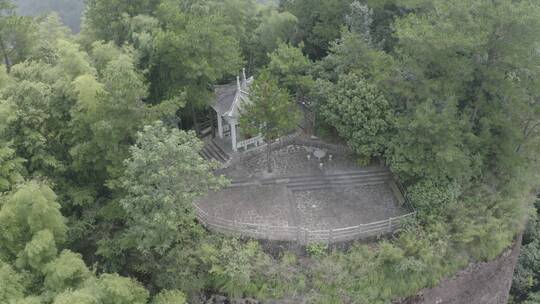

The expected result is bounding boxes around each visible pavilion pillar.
[217,114,223,139]
[231,123,237,152]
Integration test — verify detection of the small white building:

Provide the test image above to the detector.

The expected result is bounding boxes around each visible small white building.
[212,69,263,152]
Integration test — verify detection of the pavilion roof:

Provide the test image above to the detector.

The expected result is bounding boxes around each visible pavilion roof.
[212,75,253,119]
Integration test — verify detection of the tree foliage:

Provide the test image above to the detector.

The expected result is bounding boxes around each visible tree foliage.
[83,0,160,44]
[240,71,299,172]
[120,121,226,254]
[0,1,36,73]
[0,260,25,303]
[0,182,66,261]
[267,43,313,96]
[512,198,540,303]
[320,72,393,159]
[149,0,242,107]
[250,10,298,69]
[152,290,187,304]
[280,0,353,59]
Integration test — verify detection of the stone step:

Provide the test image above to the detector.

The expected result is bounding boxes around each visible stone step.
[328,170,390,178]
[288,183,333,191]
[274,171,390,184]
[324,173,390,183]
[230,178,253,185]
[227,169,391,189]
[210,139,231,161]
[287,175,390,191]
[207,144,226,163]
[228,174,390,190]
[287,177,388,189]
[203,145,224,163]
[199,148,213,161]
[289,180,387,191]
[256,170,388,184]
[275,169,389,181]
[200,139,231,164]
[227,181,259,188]
[330,176,389,186]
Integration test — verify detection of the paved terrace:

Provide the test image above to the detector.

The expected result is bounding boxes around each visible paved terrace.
[194,138,414,244]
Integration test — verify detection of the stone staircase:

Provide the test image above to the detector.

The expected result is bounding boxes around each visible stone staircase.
[200,139,231,163]
[226,169,391,191]
[285,170,391,191]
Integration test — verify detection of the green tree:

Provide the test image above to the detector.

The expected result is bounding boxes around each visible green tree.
[70,52,148,189]
[0,31,95,182]
[0,82,23,192]
[2,80,60,176]
[152,290,186,304]
[198,238,274,299]
[511,199,540,303]
[213,0,260,71]
[320,72,393,160]
[250,10,298,69]
[51,273,149,304]
[316,29,396,89]
[524,292,540,304]
[0,143,24,193]
[15,229,58,272]
[43,250,92,294]
[387,100,478,183]
[53,288,99,304]
[0,260,25,303]
[120,121,226,253]
[389,0,540,188]
[266,43,313,97]
[149,0,242,106]
[0,1,35,73]
[239,72,299,173]
[96,274,149,304]
[345,1,373,46]
[102,121,226,288]
[0,182,67,261]
[280,0,353,59]
[83,0,160,44]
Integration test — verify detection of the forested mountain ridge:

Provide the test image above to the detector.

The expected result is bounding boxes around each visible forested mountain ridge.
[0,0,539,303]
[13,0,84,32]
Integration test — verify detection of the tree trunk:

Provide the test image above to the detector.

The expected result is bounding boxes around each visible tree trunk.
[191,104,199,135]
[211,112,216,138]
[0,36,11,74]
[266,140,272,173]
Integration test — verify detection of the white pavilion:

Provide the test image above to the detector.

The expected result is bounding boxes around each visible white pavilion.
[211,69,264,152]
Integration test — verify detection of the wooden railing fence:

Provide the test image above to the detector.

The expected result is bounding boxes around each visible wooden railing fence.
[193,203,415,244]
[236,135,264,151]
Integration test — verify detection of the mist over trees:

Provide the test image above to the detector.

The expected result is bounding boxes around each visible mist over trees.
[0,0,538,303]
[13,0,84,32]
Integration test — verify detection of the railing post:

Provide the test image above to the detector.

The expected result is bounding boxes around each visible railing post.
[388,217,393,232]
[329,228,334,243]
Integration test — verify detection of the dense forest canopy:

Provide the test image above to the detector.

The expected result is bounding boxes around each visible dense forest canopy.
[0,0,539,303]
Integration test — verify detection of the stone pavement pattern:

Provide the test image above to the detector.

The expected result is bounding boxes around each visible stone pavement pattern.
[196,142,410,240]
